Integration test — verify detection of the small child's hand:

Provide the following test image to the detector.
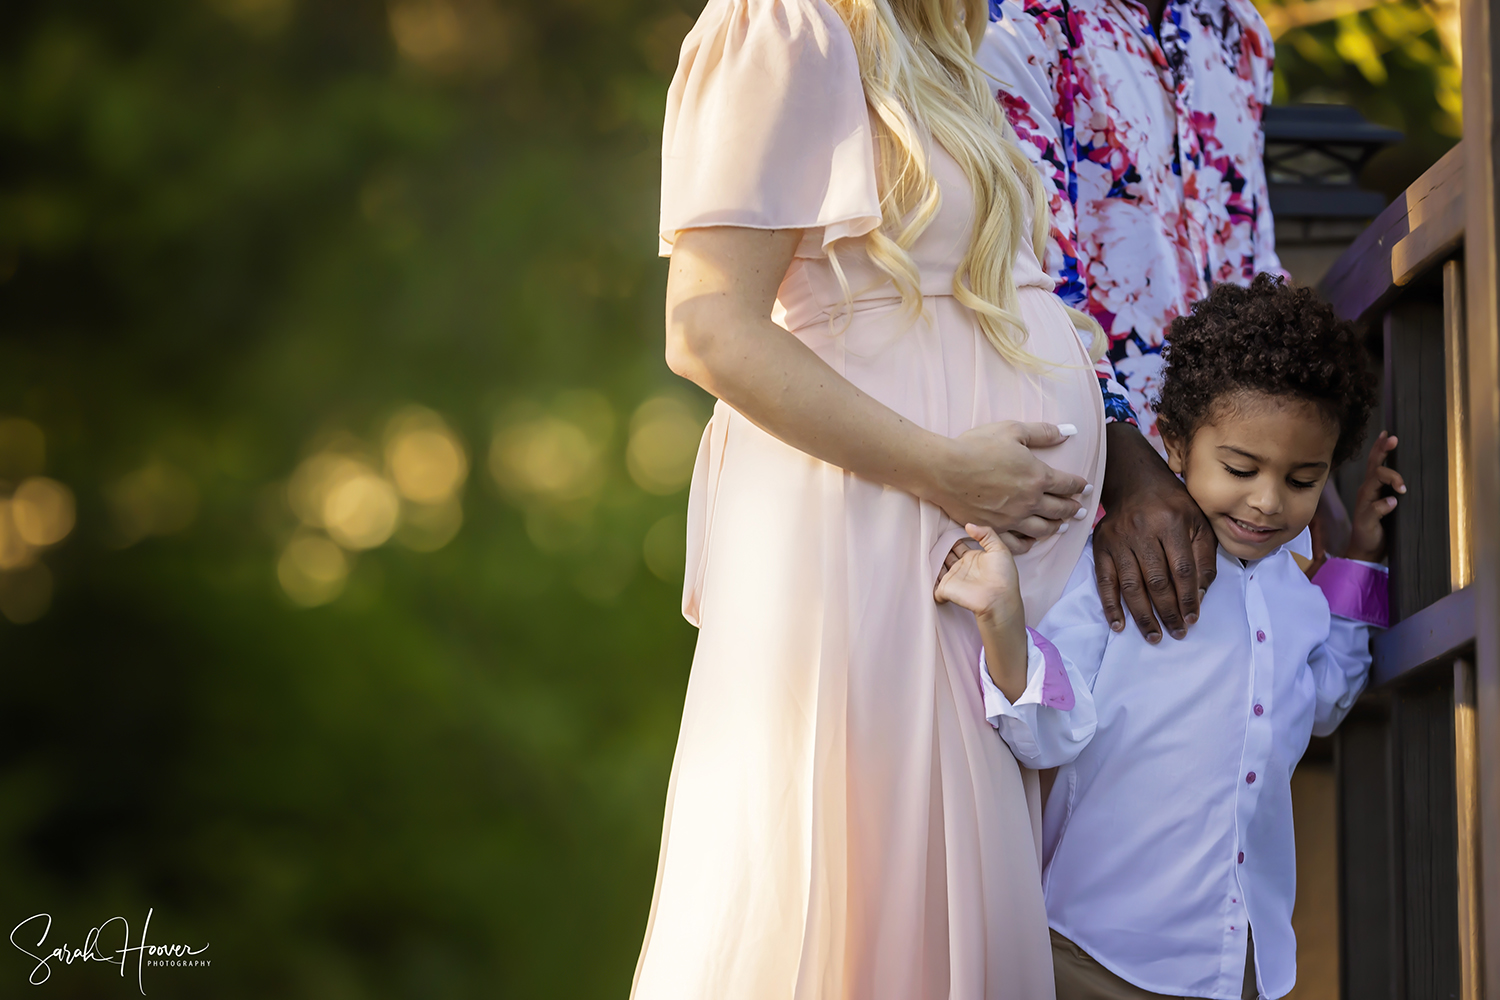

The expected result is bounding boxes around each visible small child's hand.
[935,524,1025,627]
[1346,431,1404,563]
[937,524,1030,701]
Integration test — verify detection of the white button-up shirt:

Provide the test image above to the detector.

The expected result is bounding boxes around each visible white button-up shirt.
[981,533,1380,1000]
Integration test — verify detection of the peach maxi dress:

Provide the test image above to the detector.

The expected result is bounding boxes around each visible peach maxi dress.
[634,2,1106,998]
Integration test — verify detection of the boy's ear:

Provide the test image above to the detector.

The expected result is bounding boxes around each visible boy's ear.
[1162,434,1187,476]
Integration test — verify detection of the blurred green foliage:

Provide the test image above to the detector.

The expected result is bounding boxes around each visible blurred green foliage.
[0,0,704,996]
[1264,0,1460,195]
[0,0,1457,997]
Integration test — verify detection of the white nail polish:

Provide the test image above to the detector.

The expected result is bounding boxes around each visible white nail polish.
[1058,522,1070,534]
[1082,484,1094,496]
[1057,423,1079,437]
[1074,507,1089,520]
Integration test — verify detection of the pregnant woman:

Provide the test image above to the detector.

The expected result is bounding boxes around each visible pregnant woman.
[634,1,1106,996]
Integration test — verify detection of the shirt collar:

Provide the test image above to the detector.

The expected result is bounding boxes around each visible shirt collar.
[1219,527,1313,574]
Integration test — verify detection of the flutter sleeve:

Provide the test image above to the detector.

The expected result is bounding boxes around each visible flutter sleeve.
[659,0,882,258]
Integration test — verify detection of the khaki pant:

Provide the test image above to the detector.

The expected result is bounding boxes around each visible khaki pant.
[1051,929,1258,1000]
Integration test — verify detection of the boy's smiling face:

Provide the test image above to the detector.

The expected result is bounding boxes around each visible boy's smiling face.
[1163,391,1341,562]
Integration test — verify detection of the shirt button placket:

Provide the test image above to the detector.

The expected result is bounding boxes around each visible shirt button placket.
[1242,583,1263,879]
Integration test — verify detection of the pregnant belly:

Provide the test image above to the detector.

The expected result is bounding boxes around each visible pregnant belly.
[789,288,1101,454]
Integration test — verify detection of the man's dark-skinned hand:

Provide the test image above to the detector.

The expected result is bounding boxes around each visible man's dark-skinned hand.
[1093,422,1218,643]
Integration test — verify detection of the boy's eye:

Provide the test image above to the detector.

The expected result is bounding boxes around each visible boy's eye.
[1223,465,1256,479]
[1288,477,1320,490]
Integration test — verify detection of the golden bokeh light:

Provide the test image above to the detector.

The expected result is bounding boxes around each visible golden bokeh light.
[277,534,349,607]
[106,460,199,546]
[627,397,704,495]
[0,563,52,625]
[287,451,403,549]
[389,0,463,64]
[322,470,401,550]
[395,496,463,553]
[385,407,468,504]
[0,418,46,480]
[287,452,365,528]
[0,501,37,571]
[11,477,76,547]
[642,513,687,583]
[387,0,512,75]
[491,416,604,501]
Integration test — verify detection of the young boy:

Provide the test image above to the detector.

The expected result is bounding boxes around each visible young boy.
[936,274,1400,1000]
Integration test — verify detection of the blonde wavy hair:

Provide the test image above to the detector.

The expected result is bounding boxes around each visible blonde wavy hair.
[825,0,1105,365]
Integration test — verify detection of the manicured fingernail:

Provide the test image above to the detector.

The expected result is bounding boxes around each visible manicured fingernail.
[1198,588,1207,602]
[1111,620,1124,632]
[1387,497,1398,509]
[1057,423,1078,437]
[1147,632,1162,644]
[1171,629,1187,641]
[1397,484,1407,494]
[1058,522,1070,534]
[1186,613,1198,625]
[1082,483,1094,496]
[1074,507,1089,520]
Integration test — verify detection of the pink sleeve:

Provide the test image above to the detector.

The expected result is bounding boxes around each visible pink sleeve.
[659,0,882,258]
[1311,557,1390,629]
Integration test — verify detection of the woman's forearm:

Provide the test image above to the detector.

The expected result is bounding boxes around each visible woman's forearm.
[665,226,954,502]
[669,300,952,501]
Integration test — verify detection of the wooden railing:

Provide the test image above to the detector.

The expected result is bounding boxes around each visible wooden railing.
[1315,105,1495,995]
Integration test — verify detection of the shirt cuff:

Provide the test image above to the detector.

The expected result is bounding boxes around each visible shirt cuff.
[979,629,1096,768]
[1313,556,1390,628]
[980,627,1076,719]
[980,639,1047,763]
[980,640,1045,722]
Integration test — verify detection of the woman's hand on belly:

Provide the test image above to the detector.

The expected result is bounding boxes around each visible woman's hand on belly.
[664,227,1088,539]
[924,421,1091,551]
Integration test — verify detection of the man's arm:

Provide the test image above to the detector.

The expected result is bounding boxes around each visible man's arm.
[984,7,1218,641]
[1093,426,1218,642]
[981,6,1089,313]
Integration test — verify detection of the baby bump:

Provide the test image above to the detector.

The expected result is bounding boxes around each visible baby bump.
[788,288,1102,485]
[691,287,1106,625]
[885,289,1104,623]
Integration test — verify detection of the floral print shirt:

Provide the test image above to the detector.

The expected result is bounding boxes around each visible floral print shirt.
[981,0,1282,443]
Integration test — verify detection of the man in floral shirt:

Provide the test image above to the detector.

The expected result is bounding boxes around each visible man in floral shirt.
[981,0,1283,645]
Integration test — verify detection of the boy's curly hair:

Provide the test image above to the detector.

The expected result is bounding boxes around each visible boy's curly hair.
[1154,273,1377,466]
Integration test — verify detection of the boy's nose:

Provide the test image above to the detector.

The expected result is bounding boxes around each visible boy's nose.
[1247,489,1282,516]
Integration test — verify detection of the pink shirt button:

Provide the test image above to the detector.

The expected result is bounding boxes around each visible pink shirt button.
[1256,630,1266,643]
[1238,851,1245,863]
[1254,704,1264,716]
[1246,772,1256,784]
